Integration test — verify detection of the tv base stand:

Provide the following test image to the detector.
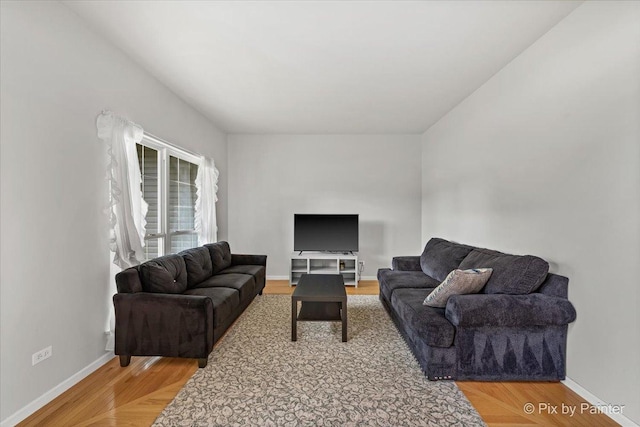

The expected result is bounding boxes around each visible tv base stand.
[290,252,359,287]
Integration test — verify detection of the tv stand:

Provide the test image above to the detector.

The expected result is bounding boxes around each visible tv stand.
[290,252,359,287]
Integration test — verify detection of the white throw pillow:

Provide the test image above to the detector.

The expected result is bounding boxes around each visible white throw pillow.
[423,268,493,308]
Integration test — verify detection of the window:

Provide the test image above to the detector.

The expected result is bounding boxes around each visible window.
[136,136,200,260]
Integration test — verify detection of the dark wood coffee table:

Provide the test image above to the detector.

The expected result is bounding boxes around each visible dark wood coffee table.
[291,274,347,342]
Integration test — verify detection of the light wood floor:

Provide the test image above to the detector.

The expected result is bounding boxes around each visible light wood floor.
[19,280,618,426]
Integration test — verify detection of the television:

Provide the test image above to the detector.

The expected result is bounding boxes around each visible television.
[294,214,359,253]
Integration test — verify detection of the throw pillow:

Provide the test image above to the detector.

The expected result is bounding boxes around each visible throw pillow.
[423,268,493,308]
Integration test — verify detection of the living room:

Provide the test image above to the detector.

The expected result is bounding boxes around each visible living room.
[1,1,638,426]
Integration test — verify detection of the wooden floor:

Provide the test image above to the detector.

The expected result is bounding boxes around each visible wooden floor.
[19,280,618,426]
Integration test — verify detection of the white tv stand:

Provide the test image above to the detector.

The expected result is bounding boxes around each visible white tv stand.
[290,252,359,287]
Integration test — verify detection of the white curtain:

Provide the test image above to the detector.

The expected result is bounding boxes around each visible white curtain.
[97,111,147,352]
[195,156,219,245]
[96,111,148,269]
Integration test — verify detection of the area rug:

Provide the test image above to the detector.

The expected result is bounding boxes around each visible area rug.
[154,295,485,426]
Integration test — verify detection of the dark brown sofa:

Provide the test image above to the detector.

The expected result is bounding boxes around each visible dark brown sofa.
[113,241,266,368]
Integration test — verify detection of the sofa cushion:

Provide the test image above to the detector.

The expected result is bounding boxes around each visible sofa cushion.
[391,288,456,348]
[458,248,549,295]
[219,265,265,286]
[424,268,493,308]
[139,255,187,294]
[205,241,232,273]
[377,269,440,302]
[195,273,256,303]
[179,247,213,288]
[420,238,474,282]
[183,287,240,330]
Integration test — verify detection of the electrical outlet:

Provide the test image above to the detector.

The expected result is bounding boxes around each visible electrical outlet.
[32,346,52,366]
[359,260,365,267]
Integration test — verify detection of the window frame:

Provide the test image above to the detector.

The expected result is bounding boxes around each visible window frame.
[138,134,201,259]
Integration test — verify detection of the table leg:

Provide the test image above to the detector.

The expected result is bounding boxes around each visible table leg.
[291,299,297,342]
[341,299,347,342]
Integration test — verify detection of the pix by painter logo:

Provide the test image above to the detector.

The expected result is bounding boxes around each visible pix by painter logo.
[523,402,625,417]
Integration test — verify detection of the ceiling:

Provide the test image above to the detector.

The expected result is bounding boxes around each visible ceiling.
[64,1,581,134]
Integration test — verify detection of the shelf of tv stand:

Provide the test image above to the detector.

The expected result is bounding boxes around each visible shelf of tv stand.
[290,252,359,287]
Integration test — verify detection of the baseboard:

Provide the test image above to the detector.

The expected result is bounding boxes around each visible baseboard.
[1,352,114,427]
[562,376,639,426]
[267,275,289,281]
[267,275,378,282]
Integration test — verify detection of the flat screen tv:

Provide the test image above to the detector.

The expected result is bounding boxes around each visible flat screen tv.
[294,214,359,253]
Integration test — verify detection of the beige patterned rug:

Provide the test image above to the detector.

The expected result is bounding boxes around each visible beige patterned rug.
[154,295,485,426]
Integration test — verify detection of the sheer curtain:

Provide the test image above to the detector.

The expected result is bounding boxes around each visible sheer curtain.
[97,111,147,351]
[96,111,148,269]
[195,156,219,245]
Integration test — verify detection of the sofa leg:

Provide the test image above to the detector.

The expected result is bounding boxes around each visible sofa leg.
[119,355,131,367]
[259,290,263,295]
[198,358,208,368]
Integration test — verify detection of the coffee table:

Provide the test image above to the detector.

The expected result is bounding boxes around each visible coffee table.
[291,274,347,342]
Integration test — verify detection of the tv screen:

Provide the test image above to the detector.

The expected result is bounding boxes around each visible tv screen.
[294,214,359,252]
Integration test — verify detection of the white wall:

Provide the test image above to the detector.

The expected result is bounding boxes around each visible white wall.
[228,134,422,278]
[0,1,227,423]
[421,1,639,423]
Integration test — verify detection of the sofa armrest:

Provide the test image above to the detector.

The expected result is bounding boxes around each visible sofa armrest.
[113,293,214,358]
[115,267,143,293]
[445,294,576,327]
[231,254,267,266]
[537,273,569,298]
[392,256,422,271]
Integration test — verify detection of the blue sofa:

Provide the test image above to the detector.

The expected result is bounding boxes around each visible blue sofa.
[378,238,576,381]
